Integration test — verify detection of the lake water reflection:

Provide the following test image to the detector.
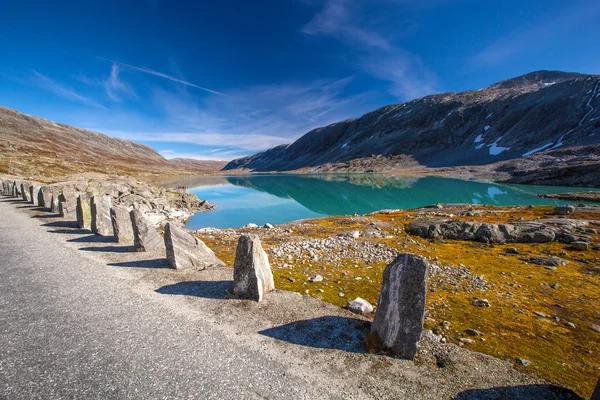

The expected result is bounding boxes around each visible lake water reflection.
[175,174,584,229]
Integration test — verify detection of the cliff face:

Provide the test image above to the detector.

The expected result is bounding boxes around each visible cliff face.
[224,71,600,172]
[0,106,223,178]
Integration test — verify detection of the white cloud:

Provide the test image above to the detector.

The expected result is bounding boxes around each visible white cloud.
[102,63,136,101]
[98,129,291,152]
[301,0,438,101]
[31,71,107,110]
[159,149,241,161]
[302,0,391,49]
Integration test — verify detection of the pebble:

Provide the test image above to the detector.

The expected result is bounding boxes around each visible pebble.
[459,338,473,344]
[517,358,531,367]
[338,292,345,297]
[506,247,520,254]
[308,275,324,283]
[466,328,484,336]
[592,324,600,333]
[549,283,559,289]
[533,311,546,318]
[472,299,491,307]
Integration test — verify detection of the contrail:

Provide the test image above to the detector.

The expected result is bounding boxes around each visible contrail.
[99,58,229,97]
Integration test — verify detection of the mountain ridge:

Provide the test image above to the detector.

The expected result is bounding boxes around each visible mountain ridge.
[0,105,224,178]
[223,70,600,172]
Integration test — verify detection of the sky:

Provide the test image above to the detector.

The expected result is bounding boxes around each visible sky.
[1,0,599,161]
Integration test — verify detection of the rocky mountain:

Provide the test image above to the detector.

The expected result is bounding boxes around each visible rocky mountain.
[0,106,224,179]
[224,71,600,172]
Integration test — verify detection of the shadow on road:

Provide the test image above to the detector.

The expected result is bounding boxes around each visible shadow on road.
[108,259,170,269]
[67,235,116,243]
[452,384,583,400]
[32,213,59,218]
[258,316,369,353]
[43,220,79,228]
[81,245,136,253]
[155,280,232,299]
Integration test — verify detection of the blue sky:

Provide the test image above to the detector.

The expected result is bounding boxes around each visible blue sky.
[1,0,599,161]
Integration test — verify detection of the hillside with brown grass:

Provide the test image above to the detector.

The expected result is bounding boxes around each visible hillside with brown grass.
[0,106,225,179]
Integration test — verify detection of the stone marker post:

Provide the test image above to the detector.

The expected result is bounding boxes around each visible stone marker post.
[58,191,78,219]
[91,195,114,236]
[130,209,164,252]
[232,234,275,302]
[110,205,135,244]
[370,253,429,360]
[164,222,224,269]
[76,193,93,230]
[21,183,32,202]
[30,184,41,206]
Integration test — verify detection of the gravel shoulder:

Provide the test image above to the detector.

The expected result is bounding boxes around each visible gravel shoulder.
[0,197,583,399]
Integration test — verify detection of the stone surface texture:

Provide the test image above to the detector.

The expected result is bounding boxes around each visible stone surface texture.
[76,193,93,230]
[164,223,223,269]
[91,195,114,236]
[370,253,429,360]
[110,205,135,244]
[130,209,164,252]
[232,234,275,302]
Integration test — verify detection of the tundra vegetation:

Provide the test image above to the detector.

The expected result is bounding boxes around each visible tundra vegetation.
[197,204,600,397]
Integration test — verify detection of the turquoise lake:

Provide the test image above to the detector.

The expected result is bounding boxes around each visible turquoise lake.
[178,174,589,229]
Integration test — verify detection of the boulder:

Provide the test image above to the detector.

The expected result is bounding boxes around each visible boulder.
[571,241,589,251]
[370,253,429,360]
[58,191,78,219]
[164,223,224,269]
[76,193,93,230]
[110,205,135,244]
[347,297,374,314]
[130,209,164,252]
[30,184,41,206]
[232,234,275,302]
[554,205,575,215]
[408,220,561,244]
[91,195,114,236]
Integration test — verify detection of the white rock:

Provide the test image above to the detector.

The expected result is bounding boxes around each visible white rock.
[347,297,374,314]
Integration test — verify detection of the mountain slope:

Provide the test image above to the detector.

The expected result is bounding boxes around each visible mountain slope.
[0,106,223,178]
[224,71,600,172]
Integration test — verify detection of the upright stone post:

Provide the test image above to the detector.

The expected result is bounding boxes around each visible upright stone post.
[50,193,60,213]
[76,193,93,230]
[232,234,275,302]
[21,183,32,202]
[369,253,429,360]
[110,205,135,244]
[164,222,224,269]
[30,184,41,206]
[58,191,78,219]
[130,209,164,252]
[91,195,113,236]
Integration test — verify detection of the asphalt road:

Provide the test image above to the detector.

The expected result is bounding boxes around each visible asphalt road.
[0,197,327,399]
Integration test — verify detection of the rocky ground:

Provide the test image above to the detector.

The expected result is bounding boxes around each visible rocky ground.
[194,204,600,398]
[540,191,600,203]
[1,196,590,399]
